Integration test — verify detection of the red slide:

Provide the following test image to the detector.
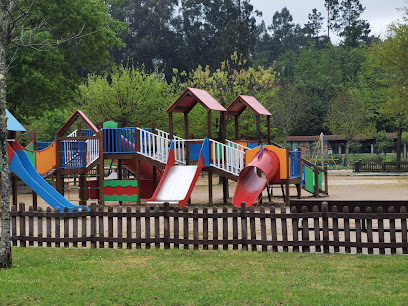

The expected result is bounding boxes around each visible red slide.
[232,147,280,208]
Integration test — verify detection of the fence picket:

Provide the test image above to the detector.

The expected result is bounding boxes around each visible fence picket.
[213,206,218,250]
[389,206,396,255]
[98,206,104,248]
[5,201,408,255]
[19,203,26,247]
[250,206,256,251]
[291,206,299,252]
[38,207,43,247]
[366,207,373,254]
[401,206,407,254]
[343,206,350,254]
[55,207,60,248]
[378,207,385,255]
[155,206,160,249]
[108,206,113,249]
[29,206,34,247]
[270,207,278,252]
[301,206,309,253]
[281,206,288,252]
[117,206,123,249]
[203,207,208,250]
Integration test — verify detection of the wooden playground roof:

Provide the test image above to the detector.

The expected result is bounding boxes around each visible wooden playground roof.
[226,95,271,117]
[167,88,226,113]
[57,110,99,137]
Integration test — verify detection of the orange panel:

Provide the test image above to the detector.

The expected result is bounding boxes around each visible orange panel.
[245,145,288,179]
[36,142,57,175]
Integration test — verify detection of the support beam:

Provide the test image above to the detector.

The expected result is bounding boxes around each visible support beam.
[168,112,174,139]
[98,130,105,207]
[256,114,261,145]
[234,116,239,140]
[184,112,189,164]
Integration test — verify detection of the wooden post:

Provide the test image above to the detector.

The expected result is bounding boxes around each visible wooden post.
[267,116,271,144]
[221,111,228,204]
[135,121,141,206]
[207,110,213,205]
[285,149,290,204]
[314,166,319,198]
[78,127,87,206]
[234,116,239,140]
[12,175,17,207]
[168,112,174,139]
[98,130,105,207]
[55,132,64,196]
[256,114,261,145]
[184,112,190,165]
[31,131,38,210]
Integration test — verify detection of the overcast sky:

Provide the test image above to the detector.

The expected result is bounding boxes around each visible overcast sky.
[251,0,406,41]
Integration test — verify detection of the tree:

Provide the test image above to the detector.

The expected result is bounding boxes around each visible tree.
[324,0,340,39]
[376,130,394,156]
[273,84,310,145]
[78,64,177,129]
[180,52,279,139]
[372,12,408,162]
[337,0,371,48]
[109,0,180,78]
[0,0,122,269]
[6,0,124,121]
[324,87,373,165]
[304,9,324,42]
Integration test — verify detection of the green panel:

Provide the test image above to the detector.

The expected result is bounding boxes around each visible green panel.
[103,121,118,129]
[26,143,34,150]
[104,194,138,201]
[24,149,36,168]
[104,180,138,188]
[304,166,314,194]
[318,171,323,190]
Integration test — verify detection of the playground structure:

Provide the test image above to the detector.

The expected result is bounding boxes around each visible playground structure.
[8,88,328,211]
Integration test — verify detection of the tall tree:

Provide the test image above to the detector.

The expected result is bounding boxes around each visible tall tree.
[304,8,324,41]
[338,0,371,48]
[324,0,340,39]
[0,0,122,269]
[372,12,408,161]
[324,87,373,165]
[109,0,180,77]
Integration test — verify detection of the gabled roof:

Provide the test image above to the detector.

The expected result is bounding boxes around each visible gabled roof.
[57,110,98,137]
[167,88,226,113]
[6,109,26,132]
[226,95,271,117]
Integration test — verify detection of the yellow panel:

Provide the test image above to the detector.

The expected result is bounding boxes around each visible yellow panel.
[36,142,57,175]
[245,145,288,179]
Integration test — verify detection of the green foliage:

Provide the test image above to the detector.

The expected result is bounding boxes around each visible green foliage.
[78,64,177,129]
[6,0,125,122]
[180,52,279,139]
[375,130,394,154]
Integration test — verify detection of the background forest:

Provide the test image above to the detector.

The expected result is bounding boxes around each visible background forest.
[7,0,407,161]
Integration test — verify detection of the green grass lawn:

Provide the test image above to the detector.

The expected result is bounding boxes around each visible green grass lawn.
[1,248,407,305]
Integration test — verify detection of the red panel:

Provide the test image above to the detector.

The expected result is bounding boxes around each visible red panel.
[226,95,271,117]
[104,186,138,196]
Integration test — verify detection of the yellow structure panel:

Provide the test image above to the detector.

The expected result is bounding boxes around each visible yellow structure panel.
[36,142,57,175]
[245,145,288,179]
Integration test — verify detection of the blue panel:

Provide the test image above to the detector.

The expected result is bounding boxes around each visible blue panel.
[6,109,26,132]
[189,143,202,162]
[201,139,210,167]
[248,141,258,149]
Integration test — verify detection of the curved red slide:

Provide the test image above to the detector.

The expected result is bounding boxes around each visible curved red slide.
[232,147,280,208]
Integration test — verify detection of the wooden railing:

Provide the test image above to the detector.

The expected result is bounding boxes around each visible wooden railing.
[4,202,408,254]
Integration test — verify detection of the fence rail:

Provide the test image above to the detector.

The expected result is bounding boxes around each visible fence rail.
[354,161,408,172]
[5,202,408,255]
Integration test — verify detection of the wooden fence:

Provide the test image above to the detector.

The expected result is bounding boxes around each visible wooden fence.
[354,161,408,172]
[4,202,408,255]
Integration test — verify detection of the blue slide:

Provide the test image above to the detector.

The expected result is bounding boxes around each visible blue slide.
[9,148,84,212]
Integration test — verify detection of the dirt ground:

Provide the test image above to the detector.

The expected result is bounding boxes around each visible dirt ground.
[12,170,408,209]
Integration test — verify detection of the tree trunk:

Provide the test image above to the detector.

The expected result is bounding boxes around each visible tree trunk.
[344,141,350,166]
[396,126,402,163]
[0,36,12,269]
